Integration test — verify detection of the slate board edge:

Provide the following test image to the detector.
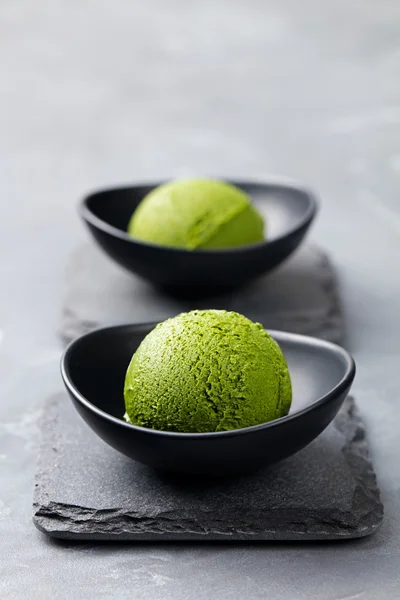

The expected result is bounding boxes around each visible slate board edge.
[32,395,383,542]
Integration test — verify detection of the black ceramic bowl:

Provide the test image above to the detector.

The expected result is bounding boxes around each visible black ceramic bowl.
[61,324,355,476]
[79,179,317,291]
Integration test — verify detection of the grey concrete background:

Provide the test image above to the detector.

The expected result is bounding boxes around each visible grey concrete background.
[0,1,399,598]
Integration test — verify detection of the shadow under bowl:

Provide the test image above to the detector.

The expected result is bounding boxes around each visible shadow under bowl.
[61,323,355,476]
[79,178,318,292]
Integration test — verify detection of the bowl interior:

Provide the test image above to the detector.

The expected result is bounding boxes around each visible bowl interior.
[83,181,314,244]
[63,324,351,427]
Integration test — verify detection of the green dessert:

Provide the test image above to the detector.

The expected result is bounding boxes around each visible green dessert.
[124,310,292,433]
[127,179,265,249]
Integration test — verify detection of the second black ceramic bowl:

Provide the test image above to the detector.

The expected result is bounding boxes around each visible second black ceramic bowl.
[79,179,317,291]
[61,324,355,476]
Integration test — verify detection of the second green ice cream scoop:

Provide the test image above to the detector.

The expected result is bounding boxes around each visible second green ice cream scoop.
[124,310,292,433]
[127,179,265,249]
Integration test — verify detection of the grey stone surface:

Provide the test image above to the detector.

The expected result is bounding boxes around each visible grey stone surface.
[33,394,382,542]
[2,1,400,598]
[60,243,344,343]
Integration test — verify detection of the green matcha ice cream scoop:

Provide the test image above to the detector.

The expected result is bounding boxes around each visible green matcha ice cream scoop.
[127,179,265,249]
[124,310,292,433]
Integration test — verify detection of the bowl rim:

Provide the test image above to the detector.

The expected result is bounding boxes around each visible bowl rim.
[61,323,356,440]
[78,176,319,255]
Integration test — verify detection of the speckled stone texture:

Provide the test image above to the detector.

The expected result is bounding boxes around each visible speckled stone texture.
[33,394,382,541]
[60,243,344,343]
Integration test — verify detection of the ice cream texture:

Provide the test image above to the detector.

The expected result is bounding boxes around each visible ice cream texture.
[127,179,265,249]
[124,310,292,433]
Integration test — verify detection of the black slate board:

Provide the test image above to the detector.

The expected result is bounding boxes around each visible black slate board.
[60,243,344,343]
[33,394,383,541]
